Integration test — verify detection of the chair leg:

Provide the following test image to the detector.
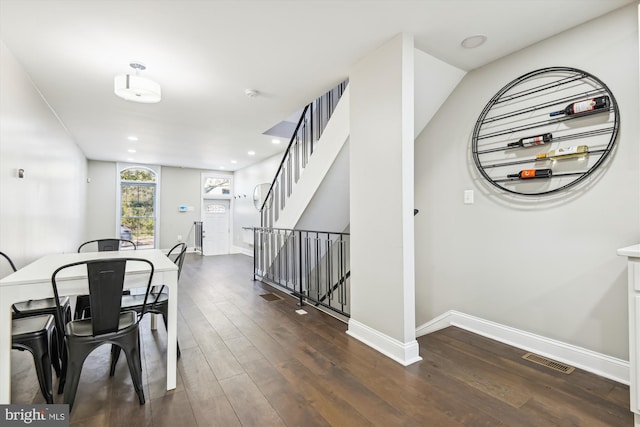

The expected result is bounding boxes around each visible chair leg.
[57,340,67,394]
[31,347,54,404]
[110,345,122,377]
[53,305,71,379]
[63,343,91,412]
[50,325,61,378]
[121,342,145,405]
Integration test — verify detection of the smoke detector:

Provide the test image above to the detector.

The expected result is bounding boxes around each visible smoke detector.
[244,89,259,98]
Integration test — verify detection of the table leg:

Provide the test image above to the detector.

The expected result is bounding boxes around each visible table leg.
[165,271,177,391]
[0,299,13,403]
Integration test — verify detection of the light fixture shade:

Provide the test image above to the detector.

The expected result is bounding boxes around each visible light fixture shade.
[114,74,161,103]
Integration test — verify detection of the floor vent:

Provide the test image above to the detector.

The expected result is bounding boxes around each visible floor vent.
[522,352,575,374]
[259,293,282,302]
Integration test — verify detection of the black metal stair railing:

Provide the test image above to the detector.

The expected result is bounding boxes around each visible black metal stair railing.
[260,80,348,227]
[248,226,350,318]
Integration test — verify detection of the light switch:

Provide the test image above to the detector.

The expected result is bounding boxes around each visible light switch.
[464,190,474,204]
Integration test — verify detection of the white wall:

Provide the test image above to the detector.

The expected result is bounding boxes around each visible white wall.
[160,166,215,250]
[86,160,231,251]
[414,4,639,360]
[232,153,281,251]
[0,40,87,268]
[295,140,350,233]
[86,160,117,240]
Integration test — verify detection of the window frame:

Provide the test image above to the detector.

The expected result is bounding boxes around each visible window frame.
[116,163,161,249]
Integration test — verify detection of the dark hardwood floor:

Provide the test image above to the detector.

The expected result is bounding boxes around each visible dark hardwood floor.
[11,253,633,426]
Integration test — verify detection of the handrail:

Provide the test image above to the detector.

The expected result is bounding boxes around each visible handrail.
[246,226,349,237]
[260,104,310,212]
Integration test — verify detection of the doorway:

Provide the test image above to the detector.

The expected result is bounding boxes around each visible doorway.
[202,199,230,256]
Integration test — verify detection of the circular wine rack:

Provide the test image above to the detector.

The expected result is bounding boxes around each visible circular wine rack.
[472,66,619,196]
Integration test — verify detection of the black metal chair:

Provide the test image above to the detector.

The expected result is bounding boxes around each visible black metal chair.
[1,251,70,383]
[109,243,186,375]
[52,258,154,412]
[77,238,136,253]
[12,314,56,403]
[74,239,137,319]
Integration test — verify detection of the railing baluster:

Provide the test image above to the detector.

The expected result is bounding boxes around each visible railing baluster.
[287,155,292,197]
[326,235,332,304]
[338,238,344,305]
[298,230,304,306]
[294,136,300,183]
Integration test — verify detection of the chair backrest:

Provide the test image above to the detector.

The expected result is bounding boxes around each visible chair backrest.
[78,239,137,253]
[51,258,154,336]
[166,243,187,280]
[149,243,187,303]
[0,251,17,278]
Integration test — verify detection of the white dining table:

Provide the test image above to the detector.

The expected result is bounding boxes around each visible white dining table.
[0,249,178,403]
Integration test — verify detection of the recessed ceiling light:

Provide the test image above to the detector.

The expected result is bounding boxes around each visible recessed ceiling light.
[230,160,237,164]
[248,150,256,156]
[128,149,137,153]
[271,139,281,144]
[127,136,139,141]
[220,166,226,169]
[127,158,134,161]
[461,34,487,49]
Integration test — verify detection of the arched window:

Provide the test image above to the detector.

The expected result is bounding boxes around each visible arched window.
[120,167,157,248]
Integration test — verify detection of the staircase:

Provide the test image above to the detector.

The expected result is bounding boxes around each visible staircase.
[253,81,351,317]
[261,80,349,229]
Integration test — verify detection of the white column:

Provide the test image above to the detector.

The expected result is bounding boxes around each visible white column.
[347,33,420,365]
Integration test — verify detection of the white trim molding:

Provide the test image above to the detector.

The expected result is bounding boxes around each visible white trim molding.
[416,310,629,385]
[347,319,422,366]
[231,245,253,257]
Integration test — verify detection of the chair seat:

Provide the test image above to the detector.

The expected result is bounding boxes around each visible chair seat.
[13,296,70,315]
[12,314,54,338]
[121,293,167,310]
[66,311,138,337]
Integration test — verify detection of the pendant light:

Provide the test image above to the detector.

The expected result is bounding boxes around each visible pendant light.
[114,63,161,103]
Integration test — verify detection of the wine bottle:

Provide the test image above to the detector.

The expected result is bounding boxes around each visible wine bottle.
[507,133,552,148]
[507,169,553,179]
[549,96,610,117]
[536,145,589,160]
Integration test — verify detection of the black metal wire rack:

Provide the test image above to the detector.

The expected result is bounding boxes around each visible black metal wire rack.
[472,66,619,196]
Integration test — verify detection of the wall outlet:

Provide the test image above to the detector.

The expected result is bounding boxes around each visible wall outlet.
[177,235,183,242]
[464,190,474,204]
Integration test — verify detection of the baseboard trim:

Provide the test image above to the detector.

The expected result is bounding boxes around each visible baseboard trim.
[416,310,629,385]
[231,246,253,257]
[347,319,422,366]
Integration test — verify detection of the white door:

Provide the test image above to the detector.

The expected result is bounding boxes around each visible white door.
[203,199,230,256]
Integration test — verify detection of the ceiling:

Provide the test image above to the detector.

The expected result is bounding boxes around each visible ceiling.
[0,0,633,171]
